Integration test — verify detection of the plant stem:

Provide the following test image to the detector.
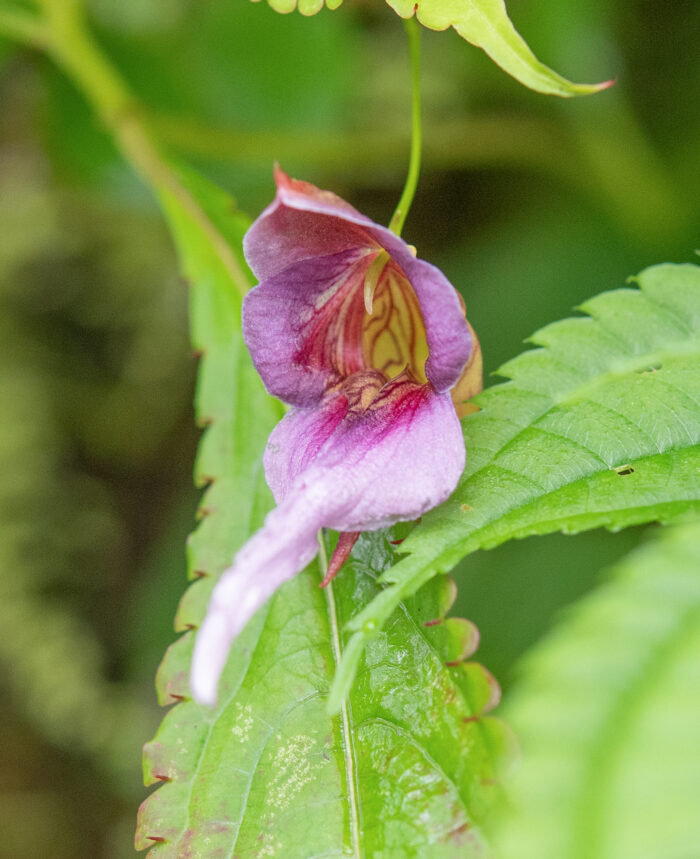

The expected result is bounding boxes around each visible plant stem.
[16,0,251,295]
[0,8,49,47]
[389,16,422,237]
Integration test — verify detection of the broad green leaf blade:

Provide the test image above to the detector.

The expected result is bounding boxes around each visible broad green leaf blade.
[387,0,611,97]
[496,517,700,859]
[330,263,700,710]
[331,532,514,855]
[136,168,512,855]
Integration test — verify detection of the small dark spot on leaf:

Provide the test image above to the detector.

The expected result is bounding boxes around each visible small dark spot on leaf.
[448,822,473,846]
[445,660,462,668]
[614,464,635,476]
[389,537,405,545]
[153,773,172,782]
[193,569,209,579]
[170,693,187,702]
[424,617,442,627]
[460,504,472,513]
[147,836,167,843]
[462,715,480,724]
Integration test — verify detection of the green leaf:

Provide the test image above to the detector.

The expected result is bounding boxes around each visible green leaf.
[259,0,608,96]
[262,0,344,17]
[136,168,512,854]
[330,263,700,710]
[496,516,700,859]
[387,0,610,96]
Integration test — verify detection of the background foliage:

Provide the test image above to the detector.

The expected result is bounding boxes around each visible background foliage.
[0,0,698,856]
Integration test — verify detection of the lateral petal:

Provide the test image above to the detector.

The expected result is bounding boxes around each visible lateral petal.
[243,248,377,407]
[191,379,465,705]
[294,378,466,532]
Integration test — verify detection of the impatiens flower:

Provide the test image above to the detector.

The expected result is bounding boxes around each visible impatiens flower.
[191,168,482,706]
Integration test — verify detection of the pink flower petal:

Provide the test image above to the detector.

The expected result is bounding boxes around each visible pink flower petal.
[191,378,464,705]
[244,169,472,394]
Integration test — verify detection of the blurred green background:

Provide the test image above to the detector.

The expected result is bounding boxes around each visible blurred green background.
[0,0,698,855]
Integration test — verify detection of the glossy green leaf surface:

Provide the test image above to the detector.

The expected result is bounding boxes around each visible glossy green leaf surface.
[497,516,700,859]
[331,263,700,708]
[135,169,511,855]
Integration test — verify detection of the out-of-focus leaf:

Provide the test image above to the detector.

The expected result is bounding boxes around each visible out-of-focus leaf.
[261,0,343,17]
[497,516,700,859]
[136,169,511,855]
[330,263,700,708]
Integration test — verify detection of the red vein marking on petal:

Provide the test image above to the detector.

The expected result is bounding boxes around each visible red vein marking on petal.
[363,265,428,383]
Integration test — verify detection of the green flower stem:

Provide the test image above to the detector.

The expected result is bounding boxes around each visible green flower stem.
[389,16,422,237]
[13,0,251,295]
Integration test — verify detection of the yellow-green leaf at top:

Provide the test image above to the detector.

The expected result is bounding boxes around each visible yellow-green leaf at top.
[388,0,612,96]
[259,0,610,96]
[255,0,343,18]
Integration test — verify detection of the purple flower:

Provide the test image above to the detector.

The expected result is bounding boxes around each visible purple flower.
[191,169,482,705]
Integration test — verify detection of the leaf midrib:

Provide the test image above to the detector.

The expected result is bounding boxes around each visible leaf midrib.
[323,555,363,859]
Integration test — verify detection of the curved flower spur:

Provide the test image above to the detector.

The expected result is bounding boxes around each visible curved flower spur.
[191,168,482,705]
